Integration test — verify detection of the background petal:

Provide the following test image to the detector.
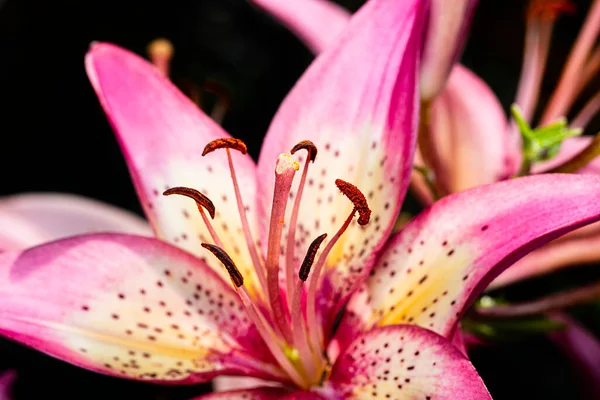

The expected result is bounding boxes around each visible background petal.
[85,43,262,292]
[0,234,280,384]
[0,193,151,251]
[250,0,350,54]
[330,325,491,399]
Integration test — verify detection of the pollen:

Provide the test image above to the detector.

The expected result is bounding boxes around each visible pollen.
[202,138,248,156]
[290,140,318,162]
[163,187,216,219]
[335,179,371,225]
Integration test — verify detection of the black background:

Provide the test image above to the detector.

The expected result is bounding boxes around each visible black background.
[0,0,599,398]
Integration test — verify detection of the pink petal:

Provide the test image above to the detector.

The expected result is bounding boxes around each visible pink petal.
[257,0,425,328]
[250,0,350,54]
[192,388,289,399]
[85,43,262,291]
[425,65,508,196]
[338,174,600,342]
[548,314,600,399]
[0,234,282,384]
[534,136,600,175]
[330,325,491,399]
[420,0,479,100]
[0,193,151,251]
[212,376,280,392]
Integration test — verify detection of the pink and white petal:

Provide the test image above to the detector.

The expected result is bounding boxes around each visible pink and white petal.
[85,43,262,292]
[192,388,290,400]
[257,0,425,324]
[548,314,600,399]
[427,65,508,195]
[420,0,479,100]
[0,234,282,384]
[250,0,350,54]
[340,174,600,340]
[0,193,151,251]
[330,325,491,399]
[534,136,600,175]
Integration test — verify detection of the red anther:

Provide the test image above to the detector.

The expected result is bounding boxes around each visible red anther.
[202,138,248,156]
[201,243,244,287]
[528,0,576,20]
[163,187,216,219]
[299,233,328,281]
[290,140,318,162]
[335,179,371,226]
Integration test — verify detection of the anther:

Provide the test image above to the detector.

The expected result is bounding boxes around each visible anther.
[335,179,371,225]
[201,243,243,287]
[202,138,248,156]
[163,187,216,219]
[528,0,575,20]
[290,140,318,162]
[299,234,327,281]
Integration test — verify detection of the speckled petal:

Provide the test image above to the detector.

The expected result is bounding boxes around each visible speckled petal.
[330,325,491,399]
[338,174,600,341]
[192,388,289,399]
[85,43,261,293]
[0,234,281,384]
[0,193,151,251]
[257,0,425,329]
[250,0,350,53]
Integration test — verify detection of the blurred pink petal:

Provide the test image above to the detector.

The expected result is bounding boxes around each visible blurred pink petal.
[0,193,151,251]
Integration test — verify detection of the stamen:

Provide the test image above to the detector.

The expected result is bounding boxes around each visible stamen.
[147,38,174,77]
[202,243,306,388]
[202,138,269,303]
[299,234,327,282]
[306,180,370,352]
[202,138,247,156]
[163,187,224,248]
[200,243,243,287]
[203,81,232,125]
[285,140,318,311]
[266,154,299,344]
[291,233,328,382]
[528,0,575,20]
[540,0,600,124]
[335,179,371,225]
[163,187,215,218]
[571,89,600,129]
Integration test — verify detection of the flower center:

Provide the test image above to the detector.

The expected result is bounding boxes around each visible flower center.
[164,138,371,389]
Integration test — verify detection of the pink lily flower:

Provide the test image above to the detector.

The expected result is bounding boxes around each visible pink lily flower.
[249,0,600,289]
[2,1,600,399]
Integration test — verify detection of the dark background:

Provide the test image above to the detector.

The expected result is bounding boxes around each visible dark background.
[0,0,599,398]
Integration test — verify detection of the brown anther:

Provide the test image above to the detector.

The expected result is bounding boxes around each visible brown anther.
[299,233,327,281]
[202,138,247,156]
[290,140,318,162]
[335,179,371,226]
[163,187,216,219]
[528,0,575,20]
[201,243,243,287]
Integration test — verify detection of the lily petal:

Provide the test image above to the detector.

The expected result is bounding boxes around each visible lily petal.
[250,0,350,54]
[257,0,424,325]
[0,193,151,251]
[0,234,281,384]
[0,371,15,400]
[420,0,479,100]
[193,388,289,399]
[85,43,261,291]
[338,174,600,342]
[330,325,491,399]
